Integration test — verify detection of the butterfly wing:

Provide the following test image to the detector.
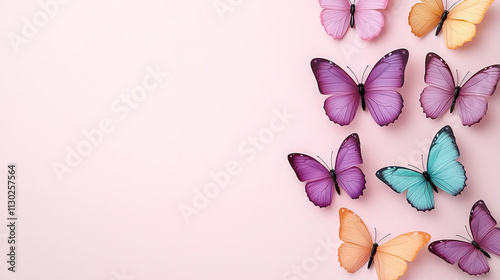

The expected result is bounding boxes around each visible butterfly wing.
[311,58,360,126]
[288,153,334,207]
[443,0,495,49]
[319,0,351,39]
[376,167,435,211]
[375,232,431,280]
[470,200,500,256]
[427,125,466,196]
[338,208,373,273]
[363,49,409,126]
[429,240,489,275]
[420,52,456,120]
[334,133,365,199]
[408,0,444,37]
[455,65,500,126]
[353,0,387,40]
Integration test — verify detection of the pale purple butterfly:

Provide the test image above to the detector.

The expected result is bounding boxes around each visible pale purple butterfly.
[311,48,408,126]
[429,200,500,275]
[420,52,500,126]
[288,133,365,207]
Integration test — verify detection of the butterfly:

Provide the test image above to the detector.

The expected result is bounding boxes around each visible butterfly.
[311,48,408,126]
[288,133,365,207]
[429,200,500,275]
[408,0,495,49]
[319,0,388,40]
[376,125,466,211]
[339,207,431,280]
[420,52,500,126]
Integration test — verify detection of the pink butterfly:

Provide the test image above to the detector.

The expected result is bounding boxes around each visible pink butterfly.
[319,0,388,40]
[420,52,500,126]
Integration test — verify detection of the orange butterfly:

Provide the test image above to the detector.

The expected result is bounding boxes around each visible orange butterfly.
[338,208,430,280]
[408,0,495,49]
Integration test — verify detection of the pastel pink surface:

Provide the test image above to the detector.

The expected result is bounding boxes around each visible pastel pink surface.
[0,1,500,280]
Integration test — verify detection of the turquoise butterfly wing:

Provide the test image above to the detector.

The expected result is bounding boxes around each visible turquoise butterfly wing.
[376,125,466,211]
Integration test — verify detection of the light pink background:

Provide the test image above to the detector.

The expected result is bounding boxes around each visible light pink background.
[0,0,499,279]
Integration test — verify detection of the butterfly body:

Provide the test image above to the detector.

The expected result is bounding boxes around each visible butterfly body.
[350,4,356,27]
[367,243,378,269]
[429,200,500,275]
[376,125,466,211]
[311,49,408,126]
[435,9,448,35]
[288,133,365,207]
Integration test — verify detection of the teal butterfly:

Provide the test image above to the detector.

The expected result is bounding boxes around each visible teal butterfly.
[376,125,466,211]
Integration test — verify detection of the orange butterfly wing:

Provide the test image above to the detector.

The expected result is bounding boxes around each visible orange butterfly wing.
[338,208,373,273]
[443,0,495,49]
[408,0,444,37]
[374,232,431,280]
[338,208,431,280]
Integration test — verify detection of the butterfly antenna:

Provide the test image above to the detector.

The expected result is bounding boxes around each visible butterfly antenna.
[408,164,423,173]
[465,225,473,240]
[456,234,471,242]
[346,66,360,84]
[449,0,461,10]
[459,71,470,87]
[374,227,377,242]
[317,155,330,169]
[330,151,334,170]
[378,233,391,244]
[361,65,369,83]
[421,154,426,171]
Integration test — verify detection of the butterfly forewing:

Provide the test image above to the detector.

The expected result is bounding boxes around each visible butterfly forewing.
[353,0,387,40]
[429,240,489,275]
[338,208,373,273]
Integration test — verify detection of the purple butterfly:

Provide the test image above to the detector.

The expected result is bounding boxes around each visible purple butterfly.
[311,48,408,126]
[420,52,500,126]
[288,133,365,207]
[429,200,500,275]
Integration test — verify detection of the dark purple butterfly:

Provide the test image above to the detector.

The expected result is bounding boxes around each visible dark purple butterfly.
[420,52,500,126]
[311,48,408,126]
[288,133,365,207]
[429,200,500,275]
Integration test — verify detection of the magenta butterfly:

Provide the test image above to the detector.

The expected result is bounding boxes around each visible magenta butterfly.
[311,48,408,126]
[420,52,500,126]
[429,200,500,275]
[319,0,387,40]
[288,133,365,207]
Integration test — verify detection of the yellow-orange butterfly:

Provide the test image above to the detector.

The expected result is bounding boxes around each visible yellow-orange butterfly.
[338,208,430,280]
[408,0,495,49]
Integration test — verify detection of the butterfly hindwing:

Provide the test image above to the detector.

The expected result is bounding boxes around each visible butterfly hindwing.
[335,133,366,199]
[429,240,490,275]
[408,0,444,37]
[338,208,372,273]
[353,0,388,40]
